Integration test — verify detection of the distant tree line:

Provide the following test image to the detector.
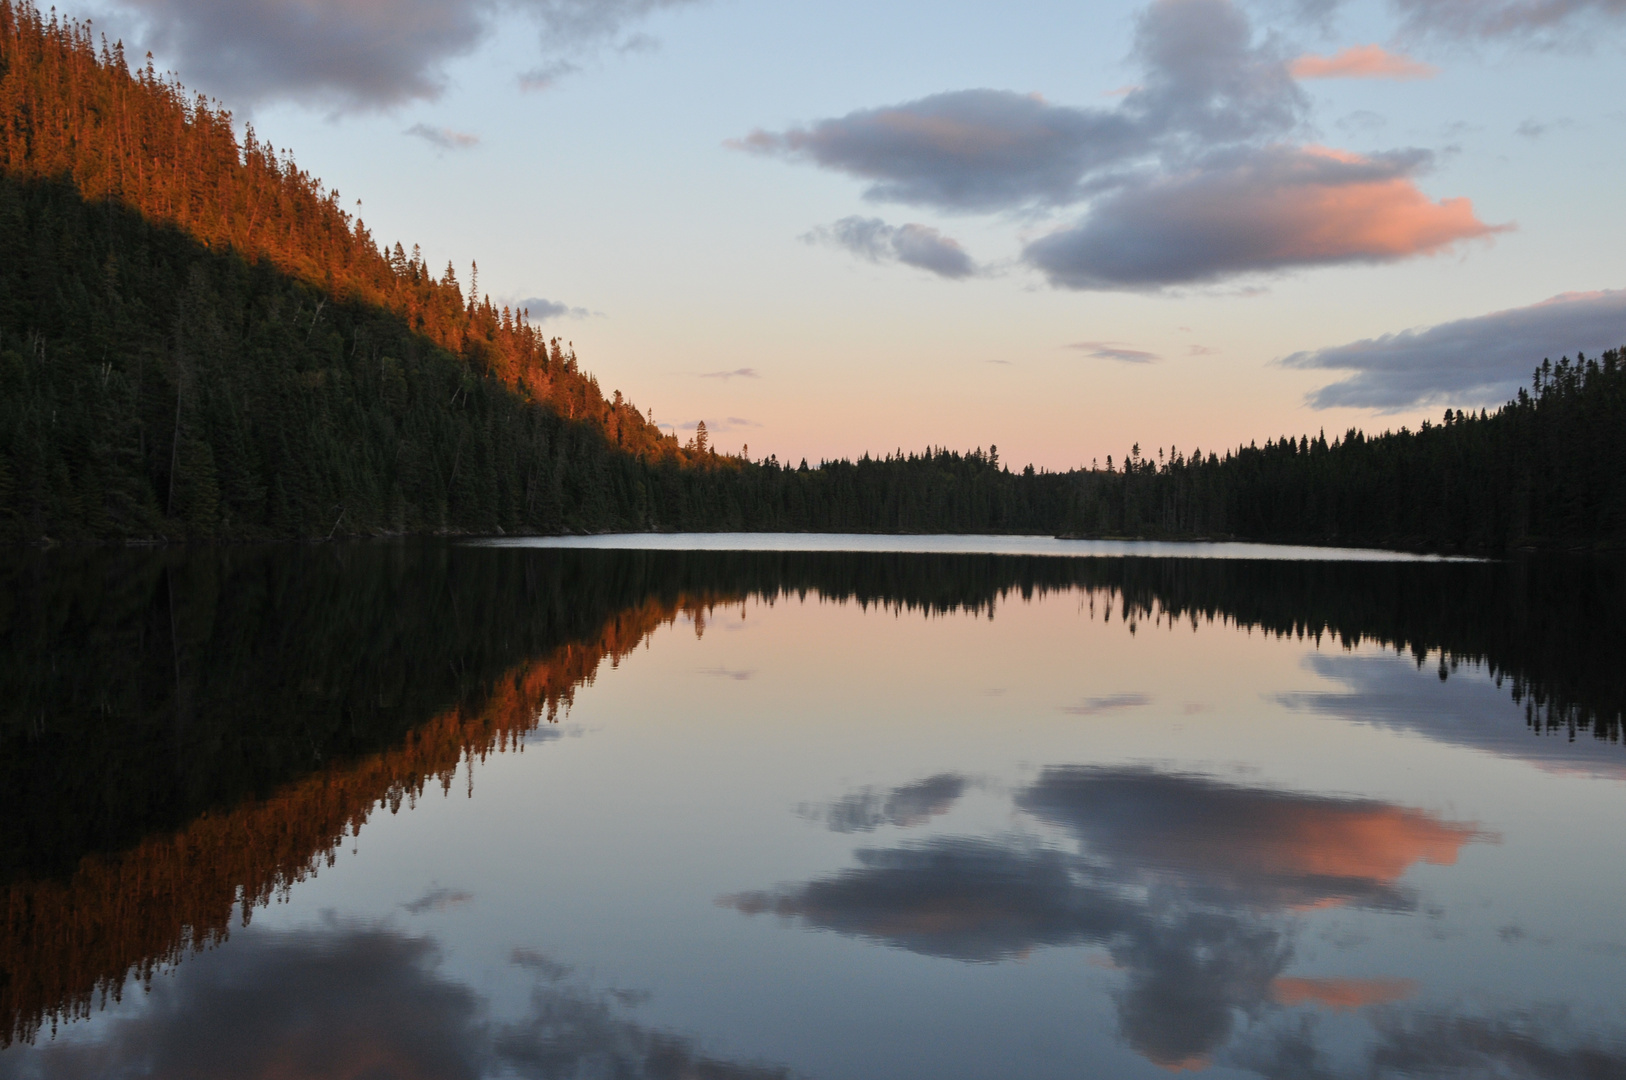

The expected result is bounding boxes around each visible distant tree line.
[2,0,1623,552]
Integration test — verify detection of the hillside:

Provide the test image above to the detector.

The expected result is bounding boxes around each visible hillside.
[0,1,727,541]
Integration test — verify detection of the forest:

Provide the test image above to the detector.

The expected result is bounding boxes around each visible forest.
[2,0,1624,552]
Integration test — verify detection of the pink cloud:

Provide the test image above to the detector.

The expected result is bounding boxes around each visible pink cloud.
[1290,45,1439,81]
[1025,145,1507,289]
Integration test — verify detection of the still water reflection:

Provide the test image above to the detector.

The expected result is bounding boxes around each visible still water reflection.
[2,543,1623,1078]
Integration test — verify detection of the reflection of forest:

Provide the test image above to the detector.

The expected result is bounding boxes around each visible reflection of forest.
[2,545,1621,1045]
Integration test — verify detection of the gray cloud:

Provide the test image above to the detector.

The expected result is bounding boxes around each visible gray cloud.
[518,57,582,91]
[724,837,1290,1066]
[735,0,1300,214]
[804,773,969,833]
[517,296,592,321]
[1278,652,1626,776]
[725,838,1143,963]
[1337,109,1389,133]
[805,217,977,279]
[698,665,753,680]
[1235,1008,1626,1080]
[1016,766,1484,911]
[1062,692,1154,712]
[104,0,700,111]
[738,0,1496,291]
[1514,116,1573,138]
[7,924,788,1079]
[1283,288,1626,409]
[406,123,480,150]
[729,767,1486,1069]
[1392,0,1626,42]
[1067,343,1161,364]
[9,924,486,1078]
[1023,145,1499,290]
[699,368,760,380]
[740,90,1141,211]
[402,885,475,913]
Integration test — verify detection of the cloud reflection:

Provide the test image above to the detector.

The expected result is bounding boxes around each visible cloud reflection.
[731,766,1487,1070]
[9,924,787,1080]
[1235,1007,1626,1079]
[1017,765,1486,911]
[1280,652,1626,777]
[804,773,968,833]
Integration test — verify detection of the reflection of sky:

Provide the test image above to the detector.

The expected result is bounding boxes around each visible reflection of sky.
[2,923,790,1080]
[730,767,1487,1069]
[8,587,1626,1080]
[1279,653,1626,778]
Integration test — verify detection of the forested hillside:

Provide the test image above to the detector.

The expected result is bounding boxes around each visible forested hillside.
[0,1,725,541]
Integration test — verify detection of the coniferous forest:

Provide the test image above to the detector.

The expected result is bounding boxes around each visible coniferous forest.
[2,0,1624,552]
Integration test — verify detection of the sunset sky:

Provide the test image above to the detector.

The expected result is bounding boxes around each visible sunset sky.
[69,0,1626,469]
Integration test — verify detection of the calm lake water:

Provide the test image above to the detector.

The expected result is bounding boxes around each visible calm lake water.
[2,539,1624,1079]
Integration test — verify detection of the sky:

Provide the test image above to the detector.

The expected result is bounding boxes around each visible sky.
[67,0,1626,469]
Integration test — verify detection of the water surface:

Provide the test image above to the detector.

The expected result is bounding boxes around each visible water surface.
[2,544,1621,1079]
[479,532,1477,561]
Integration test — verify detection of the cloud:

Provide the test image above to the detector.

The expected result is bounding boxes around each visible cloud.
[736,91,1138,212]
[804,773,969,833]
[402,885,474,913]
[102,0,701,111]
[1061,692,1154,712]
[723,839,1143,963]
[1234,1007,1626,1080]
[804,217,977,279]
[518,57,582,91]
[405,123,480,150]
[1278,652,1626,776]
[737,0,1499,291]
[728,767,1485,1070]
[517,297,592,321]
[10,924,487,1078]
[1336,109,1389,133]
[1283,288,1626,409]
[734,0,1302,213]
[723,838,1291,1067]
[677,417,760,433]
[1015,765,1486,911]
[1022,145,1502,290]
[1269,976,1416,1010]
[1391,0,1626,43]
[697,665,753,680]
[1515,116,1573,138]
[1067,343,1162,364]
[7,924,790,1079]
[699,368,760,380]
[1290,44,1439,79]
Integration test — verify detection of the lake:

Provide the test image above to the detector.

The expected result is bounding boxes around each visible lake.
[2,538,1623,1079]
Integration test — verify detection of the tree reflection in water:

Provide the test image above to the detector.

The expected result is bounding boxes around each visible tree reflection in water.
[2,543,1622,1071]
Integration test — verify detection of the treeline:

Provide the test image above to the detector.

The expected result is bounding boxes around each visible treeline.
[635,352,1626,552]
[1051,352,1626,552]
